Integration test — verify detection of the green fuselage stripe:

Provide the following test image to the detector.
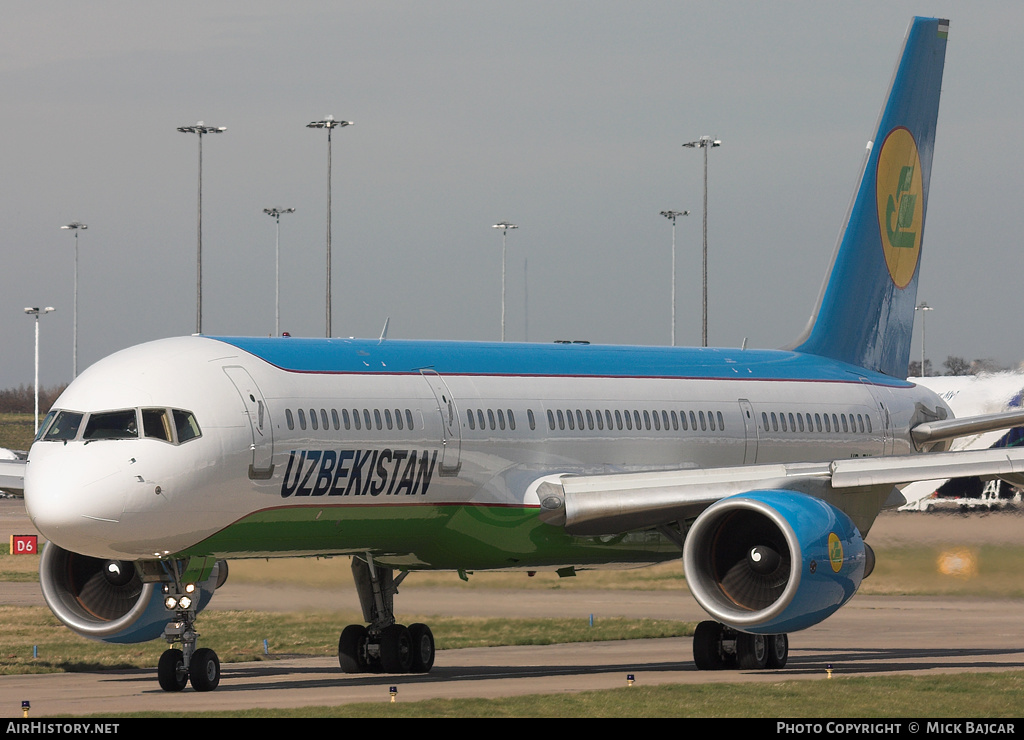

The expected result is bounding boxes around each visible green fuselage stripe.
[180,502,678,571]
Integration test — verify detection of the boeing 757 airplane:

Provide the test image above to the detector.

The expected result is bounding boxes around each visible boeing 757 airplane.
[21,17,1024,692]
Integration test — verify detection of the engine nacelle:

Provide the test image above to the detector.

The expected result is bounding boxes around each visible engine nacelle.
[39,543,223,644]
[682,491,866,635]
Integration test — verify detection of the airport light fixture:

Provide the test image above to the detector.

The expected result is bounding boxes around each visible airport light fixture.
[493,222,518,342]
[915,302,934,376]
[177,122,226,335]
[263,207,296,337]
[306,115,352,338]
[683,136,721,347]
[24,307,56,432]
[660,210,689,346]
[60,221,87,378]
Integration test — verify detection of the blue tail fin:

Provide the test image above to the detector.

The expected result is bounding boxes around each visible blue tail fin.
[790,17,948,378]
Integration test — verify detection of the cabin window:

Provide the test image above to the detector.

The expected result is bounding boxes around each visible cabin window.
[285,409,295,431]
[384,409,393,431]
[467,409,476,430]
[528,409,536,430]
[395,409,404,431]
[406,410,415,430]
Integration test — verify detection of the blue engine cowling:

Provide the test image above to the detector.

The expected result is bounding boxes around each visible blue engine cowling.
[39,543,223,644]
[682,490,867,635]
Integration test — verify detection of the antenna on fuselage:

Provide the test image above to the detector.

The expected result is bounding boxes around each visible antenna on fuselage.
[378,317,390,343]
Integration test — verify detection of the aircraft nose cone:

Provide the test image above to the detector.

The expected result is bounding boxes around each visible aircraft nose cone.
[25,443,128,556]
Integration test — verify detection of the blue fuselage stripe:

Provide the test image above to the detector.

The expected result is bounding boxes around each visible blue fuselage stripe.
[210,336,912,388]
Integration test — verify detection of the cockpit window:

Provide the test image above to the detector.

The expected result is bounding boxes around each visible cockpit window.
[173,409,202,443]
[142,408,173,442]
[83,410,139,440]
[37,406,200,445]
[42,410,83,441]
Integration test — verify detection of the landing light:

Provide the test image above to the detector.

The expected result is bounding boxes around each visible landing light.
[163,583,198,611]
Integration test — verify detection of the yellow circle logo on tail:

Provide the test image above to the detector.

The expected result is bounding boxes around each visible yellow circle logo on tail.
[828,532,843,573]
[876,127,923,289]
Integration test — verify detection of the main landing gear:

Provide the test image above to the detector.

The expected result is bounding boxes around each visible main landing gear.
[692,620,789,671]
[337,555,436,674]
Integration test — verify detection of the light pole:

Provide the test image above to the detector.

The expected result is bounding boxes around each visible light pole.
[60,222,87,377]
[263,208,296,337]
[915,302,934,376]
[307,115,352,338]
[660,210,689,346]
[177,121,226,335]
[24,307,55,433]
[683,136,721,347]
[492,222,518,341]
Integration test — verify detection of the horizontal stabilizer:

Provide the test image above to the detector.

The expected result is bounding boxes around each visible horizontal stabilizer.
[910,409,1024,449]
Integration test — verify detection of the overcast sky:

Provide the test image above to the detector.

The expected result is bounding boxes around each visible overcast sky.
[1,1,1019,389]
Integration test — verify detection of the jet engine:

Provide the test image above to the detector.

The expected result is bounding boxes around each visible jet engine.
[682,490,868,635]
[39,543,224,644]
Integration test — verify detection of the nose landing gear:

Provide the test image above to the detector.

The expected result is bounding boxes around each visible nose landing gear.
[155,561,222,692]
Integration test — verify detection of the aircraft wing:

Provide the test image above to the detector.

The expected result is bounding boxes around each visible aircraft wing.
[537,446,1024,536]
[0,458,26,495]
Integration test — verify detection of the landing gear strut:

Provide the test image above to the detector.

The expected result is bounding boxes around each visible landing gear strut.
[692,620,788,670]
[156,561,222,692]
[337,555,436,674]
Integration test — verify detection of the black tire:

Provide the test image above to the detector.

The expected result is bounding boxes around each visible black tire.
[157,648,188,692]
[766,633,789,669]
[189,648,221,692]
[408,623,435,673]
[736,633,768,670]
[338,624,370,673]
[692,621,726,670]
[379,624,413,673]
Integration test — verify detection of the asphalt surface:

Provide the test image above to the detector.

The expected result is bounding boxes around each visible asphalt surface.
[4,498,1024,716]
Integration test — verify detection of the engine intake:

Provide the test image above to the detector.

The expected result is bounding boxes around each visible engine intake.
[39,543,223,644]
[683,491,866,634]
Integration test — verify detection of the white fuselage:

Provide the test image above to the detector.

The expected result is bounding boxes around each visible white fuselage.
[24,335,946,566]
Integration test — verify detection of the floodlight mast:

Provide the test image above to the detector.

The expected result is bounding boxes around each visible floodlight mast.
[660,210,689,346]
[492,222,518,342]
[177,122,226,335]
[682,135,721,347]
[915,302,934,376]
[24,307,56,432]
[263,207,296,337]
[60,222,87,377]
[307,116,352,338]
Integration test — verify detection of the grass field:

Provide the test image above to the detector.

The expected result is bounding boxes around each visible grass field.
[0,413,34,452]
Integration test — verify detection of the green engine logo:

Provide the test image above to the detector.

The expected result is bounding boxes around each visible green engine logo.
[828,532,844,573]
